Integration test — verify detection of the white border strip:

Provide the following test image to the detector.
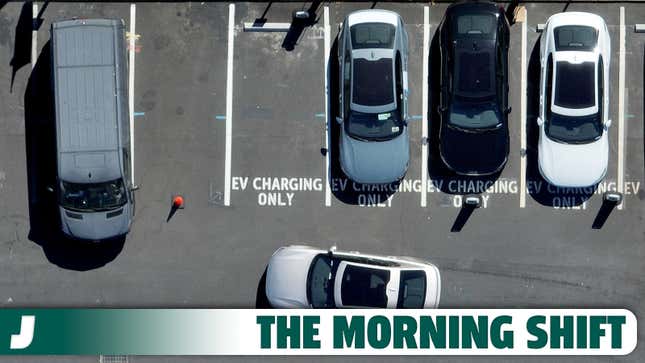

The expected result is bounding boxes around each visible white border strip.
[324,6,332,207]
[128,4,136,186]
[617,7,625,210]
[31,2,38,69]
[224,4,235,207]
[519,9,527,208]
[421,6,429,208]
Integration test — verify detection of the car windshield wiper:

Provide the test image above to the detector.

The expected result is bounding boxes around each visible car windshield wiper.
[348,133,372,142]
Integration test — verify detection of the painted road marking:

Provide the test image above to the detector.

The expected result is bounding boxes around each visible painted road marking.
[215,115,226,120]
[617,7,626,210]
[421,6,429,208]
[324,6,331,207]
[128,4,136,186]
[31,2,37,69]
[133,112,145,117]
[519,6,527,208]
[224,4,235,207]
[243,22,291,32]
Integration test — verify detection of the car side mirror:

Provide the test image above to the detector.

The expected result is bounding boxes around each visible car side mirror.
[437,105,447,114]
[536,117,544,126]
[328,245,337,255]
[604,119,612,129]
[335,116,343,125]
[131,184,140,192]
[505,107,512,114]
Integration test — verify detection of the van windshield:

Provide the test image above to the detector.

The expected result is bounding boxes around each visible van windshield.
[60,179,127,211]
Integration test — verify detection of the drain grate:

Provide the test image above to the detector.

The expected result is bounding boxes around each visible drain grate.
[99,356,129,363]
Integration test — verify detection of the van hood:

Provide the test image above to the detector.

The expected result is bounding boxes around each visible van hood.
[60,203,131,241]
[59,150,122,184]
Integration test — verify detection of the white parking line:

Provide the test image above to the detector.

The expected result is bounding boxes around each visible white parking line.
[31,2,37,69]
[519,7,528,208]
[128,4,136,186]
[224,4,235,207]
[617,7,626,210]
[324,6,332,207]
[421,6,429,208]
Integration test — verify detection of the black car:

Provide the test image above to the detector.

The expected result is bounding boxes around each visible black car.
[437,1,510,175]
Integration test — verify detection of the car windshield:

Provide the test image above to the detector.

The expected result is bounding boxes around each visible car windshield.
[350,23,395,49]
[554,61,596,109]
[453,13,497,40]
[60,178,127,211]
[340,264,390,308]
[449,97,501,129]
[307,255,338,308]
[352,58,394,107]
[554,25,598,51]
[546,112,603,144]
[347,110,403,141]
[397,270,427,308]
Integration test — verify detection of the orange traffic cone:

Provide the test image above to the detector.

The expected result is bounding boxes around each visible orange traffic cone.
[172,195,184,209]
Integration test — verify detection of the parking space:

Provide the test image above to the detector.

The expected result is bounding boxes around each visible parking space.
[0,1,644,362]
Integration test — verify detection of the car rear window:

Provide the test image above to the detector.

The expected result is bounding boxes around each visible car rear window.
[554,61,595,109]
[455,14,496,39]
[352,58,394,106]
[350,23,396,49]
[397,270,426,308]
[554,25,598,51]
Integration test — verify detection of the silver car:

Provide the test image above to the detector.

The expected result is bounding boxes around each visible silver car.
[265,245,441,309]
[336,10,410,184]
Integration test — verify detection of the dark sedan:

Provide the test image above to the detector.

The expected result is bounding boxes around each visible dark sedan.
[437,1,510,175]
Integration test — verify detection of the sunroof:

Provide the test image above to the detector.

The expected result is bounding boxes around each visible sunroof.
[455,51,494,98]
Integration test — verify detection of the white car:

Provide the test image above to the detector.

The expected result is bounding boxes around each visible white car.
[537,12,611,187]
[265,245,440,308]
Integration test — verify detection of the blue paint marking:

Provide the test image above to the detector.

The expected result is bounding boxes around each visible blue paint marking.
[410,115,423,120]
[216,115,226,120]
[133,112,145,117]
[627,114,635,119]
[315,113,325,118]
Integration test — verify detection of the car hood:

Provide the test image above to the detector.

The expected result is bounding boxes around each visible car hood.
[59,151,122,184]
[440,124,508,175]
[340,128,409,184]
[60,203,131,241]
[266,248,318,308]
[538,129,608,187]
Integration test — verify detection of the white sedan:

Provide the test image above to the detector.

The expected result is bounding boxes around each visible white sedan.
[537,12,611,187]
[265,245,440,308]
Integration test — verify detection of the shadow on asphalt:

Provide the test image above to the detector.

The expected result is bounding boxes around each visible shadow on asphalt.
[256,266,271,308]
[24,41,126,271]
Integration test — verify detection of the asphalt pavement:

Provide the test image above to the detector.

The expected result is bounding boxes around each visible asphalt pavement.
[0,1,643,362]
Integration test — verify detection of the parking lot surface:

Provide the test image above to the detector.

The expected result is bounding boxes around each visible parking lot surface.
[0,1,644,362]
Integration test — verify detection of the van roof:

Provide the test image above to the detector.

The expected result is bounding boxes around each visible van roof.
[52,19,126,183]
